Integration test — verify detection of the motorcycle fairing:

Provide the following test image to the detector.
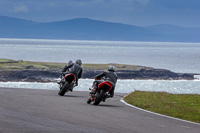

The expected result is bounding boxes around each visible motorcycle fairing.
[98,81,112,92]
[64,73,76,81]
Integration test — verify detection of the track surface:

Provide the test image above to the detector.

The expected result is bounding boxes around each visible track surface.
[0,87,199,133]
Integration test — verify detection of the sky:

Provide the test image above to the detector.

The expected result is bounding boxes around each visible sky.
[0,0,200,27]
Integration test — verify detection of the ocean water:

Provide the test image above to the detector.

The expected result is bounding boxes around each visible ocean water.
[0,79,200,94]
[0,38,200,73]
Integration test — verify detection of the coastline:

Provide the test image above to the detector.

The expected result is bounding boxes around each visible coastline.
[0,59,195,82]
[0,69,195,82]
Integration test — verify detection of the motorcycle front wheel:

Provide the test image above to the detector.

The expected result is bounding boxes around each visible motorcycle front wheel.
[58,82,70,96]
[94,89,105,105]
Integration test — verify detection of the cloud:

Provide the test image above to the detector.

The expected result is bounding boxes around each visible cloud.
[13,4,29,13]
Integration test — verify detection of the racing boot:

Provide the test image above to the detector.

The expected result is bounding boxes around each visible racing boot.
[57,77,65,84]
[57,79,62,84]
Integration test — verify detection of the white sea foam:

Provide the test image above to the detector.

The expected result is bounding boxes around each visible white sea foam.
[0,79,200,94]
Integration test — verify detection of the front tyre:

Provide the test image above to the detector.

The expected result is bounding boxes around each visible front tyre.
[58,82,70,96]
[94,89,105,105]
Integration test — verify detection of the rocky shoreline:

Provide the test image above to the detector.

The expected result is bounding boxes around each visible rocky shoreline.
[0,59,195,82]
[0,68,194,82]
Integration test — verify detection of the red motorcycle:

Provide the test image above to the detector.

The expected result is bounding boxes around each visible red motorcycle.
[87,79,112,105]
[58,73,76,96]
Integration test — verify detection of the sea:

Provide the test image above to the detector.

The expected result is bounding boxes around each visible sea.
[0,38,200,94]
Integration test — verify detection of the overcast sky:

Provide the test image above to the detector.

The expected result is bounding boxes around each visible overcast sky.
[0,0,200,27]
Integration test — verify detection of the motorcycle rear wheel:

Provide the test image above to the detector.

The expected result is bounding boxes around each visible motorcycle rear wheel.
[58,82,70,96]
[94,89,105,105]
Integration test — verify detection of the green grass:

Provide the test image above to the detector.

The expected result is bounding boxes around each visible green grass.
[124,91,200,123]
[0,59,68,71]
[0,58,149,71]
[0,59,14,62]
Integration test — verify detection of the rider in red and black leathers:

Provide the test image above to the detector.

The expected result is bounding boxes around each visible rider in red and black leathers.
[90,65,118,98]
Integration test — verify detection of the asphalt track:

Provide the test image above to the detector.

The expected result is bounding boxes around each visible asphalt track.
[0,87,199,133]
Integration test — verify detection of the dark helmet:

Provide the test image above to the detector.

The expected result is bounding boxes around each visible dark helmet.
[68,60,73,65]
[76,59,82,66]
[107,65,115,72]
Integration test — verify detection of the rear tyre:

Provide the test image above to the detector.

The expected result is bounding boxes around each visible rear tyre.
[94,90,105,105]
[58,82,70,96]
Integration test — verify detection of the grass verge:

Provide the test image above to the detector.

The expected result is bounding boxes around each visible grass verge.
[124,91,200,123]
[0,58,148,71]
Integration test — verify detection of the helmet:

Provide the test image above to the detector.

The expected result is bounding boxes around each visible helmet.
[107,65,115,72]
[68,60,73,65]
[76,59,82,66]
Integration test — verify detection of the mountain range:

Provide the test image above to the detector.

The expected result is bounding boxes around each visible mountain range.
[0,15,200,42]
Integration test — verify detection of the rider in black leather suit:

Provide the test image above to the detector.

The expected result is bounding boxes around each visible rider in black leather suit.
[60,59,82,86]
[90,65,118,98]
[62,60,73,73]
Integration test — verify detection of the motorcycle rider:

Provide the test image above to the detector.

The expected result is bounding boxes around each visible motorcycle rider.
[90,65,118,99]
[57,60,73,84]
[62,60,73,73]
[58,59,82,86]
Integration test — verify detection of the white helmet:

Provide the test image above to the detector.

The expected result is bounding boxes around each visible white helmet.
[107,65,115,72]
[76,59,82,66]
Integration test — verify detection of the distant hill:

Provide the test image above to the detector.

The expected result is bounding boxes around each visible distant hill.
[0,15,200,42]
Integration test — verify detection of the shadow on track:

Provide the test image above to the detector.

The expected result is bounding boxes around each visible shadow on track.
[62,94,86,98]
[93,104,122,108]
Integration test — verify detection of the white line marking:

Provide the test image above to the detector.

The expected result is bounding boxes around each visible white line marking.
[120,96,200,126]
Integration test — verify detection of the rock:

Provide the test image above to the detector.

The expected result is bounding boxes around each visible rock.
[0,67,194,82]
[0,70,60,82]
[25,65,36,70]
